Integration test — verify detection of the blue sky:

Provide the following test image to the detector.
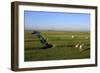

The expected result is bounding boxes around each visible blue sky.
[24,11,90,31]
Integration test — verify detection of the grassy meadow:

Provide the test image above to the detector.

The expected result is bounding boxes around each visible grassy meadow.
[24,30,90,61]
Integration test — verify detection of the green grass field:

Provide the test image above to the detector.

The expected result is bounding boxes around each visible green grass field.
[24,30,90,61]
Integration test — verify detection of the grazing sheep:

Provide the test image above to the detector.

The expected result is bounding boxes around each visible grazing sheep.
[79,43,85,52]
[72,35,74,38]
[75,43,79,48]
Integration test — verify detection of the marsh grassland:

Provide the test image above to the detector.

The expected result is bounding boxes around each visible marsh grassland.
[24,30,90,61]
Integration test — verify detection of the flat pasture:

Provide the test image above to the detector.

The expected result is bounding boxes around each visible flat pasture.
[24,31,90,61]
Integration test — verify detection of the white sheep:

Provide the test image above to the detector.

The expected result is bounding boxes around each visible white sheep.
[79,43,85,52]
[72,35,74,38]
[75,43,79,48]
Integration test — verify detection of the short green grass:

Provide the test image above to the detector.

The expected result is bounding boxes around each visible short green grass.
[24,30,90,61]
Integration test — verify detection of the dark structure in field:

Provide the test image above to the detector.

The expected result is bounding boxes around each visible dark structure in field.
[32,31,53,49]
